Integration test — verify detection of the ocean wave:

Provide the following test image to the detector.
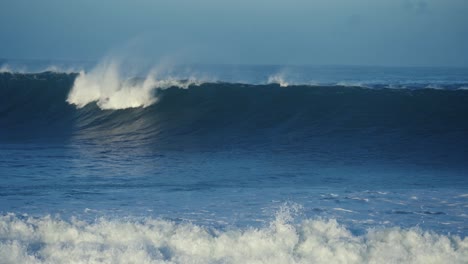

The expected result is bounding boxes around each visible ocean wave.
[0,208,466,264]
[0,63,83,75]
[2,71,468,144]
[0,64,13,73]
[42,65,84,74]
[335,81,368,88]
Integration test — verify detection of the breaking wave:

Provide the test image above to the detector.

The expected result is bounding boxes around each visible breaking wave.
[0,207,467,264]
[66,61,204,110]
[1,70,468,156]
[267,73,290,87]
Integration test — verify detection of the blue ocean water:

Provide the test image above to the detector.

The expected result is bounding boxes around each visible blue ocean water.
[1,61,468,263]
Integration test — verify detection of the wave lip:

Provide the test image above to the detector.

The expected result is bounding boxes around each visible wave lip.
[66,61,205,110]
[0,212,467,264]
[2,71,468,147]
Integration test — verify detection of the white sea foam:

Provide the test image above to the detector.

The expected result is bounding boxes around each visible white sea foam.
[0,209,466,264]
[333,208,356,213]
[0,63,84,74]
[425,84,444,90]
[336,81,368,88]
[66,60,203,110]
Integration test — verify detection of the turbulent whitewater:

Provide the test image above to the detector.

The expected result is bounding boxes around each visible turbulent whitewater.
[1,211,468,264]
[1,66,468,263]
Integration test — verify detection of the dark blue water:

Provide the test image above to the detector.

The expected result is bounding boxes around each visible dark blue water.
[0,64,467,263]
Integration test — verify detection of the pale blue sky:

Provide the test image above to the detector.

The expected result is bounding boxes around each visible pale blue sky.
[1,0,467,66]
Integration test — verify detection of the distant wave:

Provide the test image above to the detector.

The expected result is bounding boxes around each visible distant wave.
[0,64,12,73]
[62,64,468,111]
[0,63,84,75]
[42,65,84,74]
[267,73,290,87]
[1,207,466,264]
[336,81,368,88]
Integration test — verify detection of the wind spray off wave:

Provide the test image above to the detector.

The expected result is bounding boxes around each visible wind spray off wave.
[66,60,203,110]
[267,73,290,87]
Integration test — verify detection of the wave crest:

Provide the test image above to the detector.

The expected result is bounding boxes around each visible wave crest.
[267,73,289,87]
[66,61,203,110]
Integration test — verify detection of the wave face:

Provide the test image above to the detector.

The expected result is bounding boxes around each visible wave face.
[1,72,468,153]
[1,71,468,174]
[1,210,467,264]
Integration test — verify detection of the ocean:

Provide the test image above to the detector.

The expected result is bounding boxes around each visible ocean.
[1,61,468,263]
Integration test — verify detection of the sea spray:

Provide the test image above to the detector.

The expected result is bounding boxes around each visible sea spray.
[66,60,204,110]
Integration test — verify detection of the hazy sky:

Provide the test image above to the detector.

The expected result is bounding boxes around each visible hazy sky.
[1,0,467,67]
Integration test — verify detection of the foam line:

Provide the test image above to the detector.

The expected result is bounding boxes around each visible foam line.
[0,212,466,264]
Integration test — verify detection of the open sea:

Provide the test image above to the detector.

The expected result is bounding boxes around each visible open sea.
[1,60,468,263]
